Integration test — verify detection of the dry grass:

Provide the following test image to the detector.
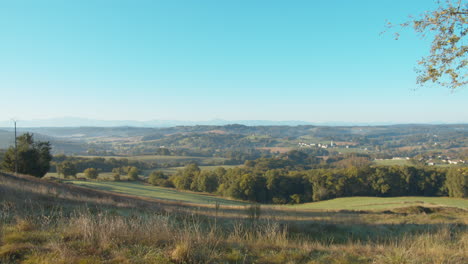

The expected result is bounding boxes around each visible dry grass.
[1,211,466,263]
[1,171,467,263]
[257,147,293,153]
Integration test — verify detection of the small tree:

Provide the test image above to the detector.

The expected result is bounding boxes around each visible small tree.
[57,161,77,178]
[113,173,121,181]
[446,167,468,198]
[171,163,200,190]
[127,166,140,181]
[148,170,166,185]
[112,167,124,175]
[84,168,99,180]
[1,133,52,177]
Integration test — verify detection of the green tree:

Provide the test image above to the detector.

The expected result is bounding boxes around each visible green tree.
[57,161,77,178]
[148,170,173,187]
[127,166,140,181]
[112,167,124,175]
[389,0,467,90]
[171,163,200,190]
[148,170,165,183]
[83,168,99,180]
[446,167,468,198]
[190,170,219,193]
[113,173,121,181]
[1,133,52,177]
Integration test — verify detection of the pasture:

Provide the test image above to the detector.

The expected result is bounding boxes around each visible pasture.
[290,196,468,210]
[158,165,239,175]
[78,154,228,165]
[68,180,468,211]
[69,180,247,206]
[373,158,411,166]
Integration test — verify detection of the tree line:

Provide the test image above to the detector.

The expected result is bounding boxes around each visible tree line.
[50,155,151,173]
[150,163,467,203]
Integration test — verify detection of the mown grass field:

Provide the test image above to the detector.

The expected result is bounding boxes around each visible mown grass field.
[68,180,468,211]
[290,196,468,210]
[158,165,239,175]
[77,154,227,165]
[69,180,247,206]
[373,159,411,166]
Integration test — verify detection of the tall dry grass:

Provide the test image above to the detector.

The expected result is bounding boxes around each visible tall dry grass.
[1,171,467,263]
[1,206,466,263]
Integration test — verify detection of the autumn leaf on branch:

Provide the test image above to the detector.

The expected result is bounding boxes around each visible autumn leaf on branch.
[386,0,467,91]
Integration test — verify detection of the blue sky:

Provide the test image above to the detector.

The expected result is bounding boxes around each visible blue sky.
[0,0,466,124]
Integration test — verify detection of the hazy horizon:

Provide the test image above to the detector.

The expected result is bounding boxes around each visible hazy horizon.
[0,116,467,128]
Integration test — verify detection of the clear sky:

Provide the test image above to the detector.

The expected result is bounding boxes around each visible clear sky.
[0,0,466,124]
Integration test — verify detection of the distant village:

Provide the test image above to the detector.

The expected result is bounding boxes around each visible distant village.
[417,155,466,166]
[298,141,356,149]
[298,141,466,166]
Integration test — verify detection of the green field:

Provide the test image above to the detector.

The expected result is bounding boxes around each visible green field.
[373,159,411,166]
[158,165,240,175]
[290,196,468,210]
[78,154,228,165]
[69,180,247,206]
[68,181,467,211]
[333,147,370,154]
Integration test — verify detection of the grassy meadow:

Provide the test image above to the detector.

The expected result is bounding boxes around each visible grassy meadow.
[290,196,468,210]
[68,180,468,211]
[1,171,467,263]
[158,165,239,176]
[77,154,228,165]
[68,180,247,206]
[373,159,412,166]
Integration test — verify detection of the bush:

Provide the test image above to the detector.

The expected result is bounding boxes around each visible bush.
[113,173,120,181]
[83,168,99,180]
[127,167,140,181]
[57,161,77,178]
[149,171,166,185]
[290,194,302,204]
[446,167,468,198]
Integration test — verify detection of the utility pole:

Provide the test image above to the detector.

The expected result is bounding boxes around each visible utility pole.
[13,119,18,174]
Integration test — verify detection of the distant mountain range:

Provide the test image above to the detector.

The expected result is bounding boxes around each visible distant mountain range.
[0,117,464,128]
[0,117,313,128]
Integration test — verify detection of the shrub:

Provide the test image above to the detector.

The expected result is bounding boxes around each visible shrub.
[148,171,166,186]
[83,168,99,180]
[113,173,120,181]
[127,167,140,181]
[445,167,467,198]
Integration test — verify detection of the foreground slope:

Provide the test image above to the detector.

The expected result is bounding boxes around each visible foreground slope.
[1,172,467,263]
[291,196,468,210]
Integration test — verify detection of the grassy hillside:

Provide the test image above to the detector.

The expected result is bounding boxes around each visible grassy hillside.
[159,165,239,175]
[290,196,468,210]
[1,172,467,263]
[68,180,468,211]
[373,159,412,166]
[68,181,247,206]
